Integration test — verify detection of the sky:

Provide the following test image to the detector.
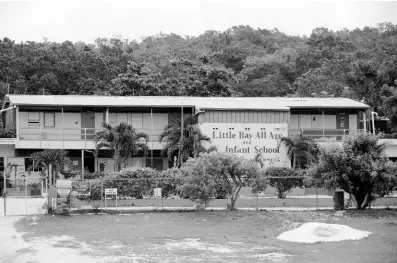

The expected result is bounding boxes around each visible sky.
[0,0,396,43]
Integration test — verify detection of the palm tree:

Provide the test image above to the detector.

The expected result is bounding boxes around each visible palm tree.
[94,123,149,171]
[280,134,318,169]
[29,149,68,186]
[160,115,211,167]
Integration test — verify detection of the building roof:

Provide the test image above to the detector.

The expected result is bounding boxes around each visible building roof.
[5,95,370,110]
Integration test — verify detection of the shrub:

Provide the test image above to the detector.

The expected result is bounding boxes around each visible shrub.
[84,172,105,180]
[265,167,304,198]
[309,132,397,209]
[107,167,159,198]
[157,168,183,198]
[180,152,260,210]
[177,164,217,208]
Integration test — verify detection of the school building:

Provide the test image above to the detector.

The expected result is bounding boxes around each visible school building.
[1,94,394,180]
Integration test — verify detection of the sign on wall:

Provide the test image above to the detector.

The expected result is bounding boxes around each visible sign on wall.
[200,123,290,168]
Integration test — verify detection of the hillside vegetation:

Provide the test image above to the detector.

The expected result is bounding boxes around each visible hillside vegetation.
[1,23,397,123]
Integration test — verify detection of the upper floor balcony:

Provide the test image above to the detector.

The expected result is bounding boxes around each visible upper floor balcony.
[16,127,165,150]
[290,128,366,141]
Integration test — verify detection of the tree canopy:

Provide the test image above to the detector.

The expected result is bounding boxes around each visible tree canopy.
[1,23,397,125]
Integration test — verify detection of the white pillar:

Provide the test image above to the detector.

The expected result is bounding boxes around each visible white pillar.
[105,108,109,124]
[363,111,367,133]
[15,106,19,139]
[322,110,325,138]
[81,150,85,180]
[150,108,154,169]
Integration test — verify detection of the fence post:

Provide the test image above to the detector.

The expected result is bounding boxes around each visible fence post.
[256,192,259,212]
[316,179,319,211]
[3,175,6,217]
[155,179,158,209]
[25,178,28,215]
[101,180,103,208]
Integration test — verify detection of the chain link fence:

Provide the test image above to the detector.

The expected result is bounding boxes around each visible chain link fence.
[1,175,48,216]
[54,176,341,212]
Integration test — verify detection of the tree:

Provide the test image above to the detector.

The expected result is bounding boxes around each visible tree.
[265,167,304,198]
[29,149,69,185]
[160,114,210,167]
[94,122,149,171]
[280,135,318,168]
[309,132,397,209]
[178,160,217,209]
[186,152,260,210]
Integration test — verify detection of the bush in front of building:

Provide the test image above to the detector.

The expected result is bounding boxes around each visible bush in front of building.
[179,152,260,210]
[264,167,304,198]
[157,168,183,198]
[177,161,218,209]
[309,132,397,209]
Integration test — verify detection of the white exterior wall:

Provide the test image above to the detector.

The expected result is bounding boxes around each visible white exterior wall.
[349,114,358,131]
[290,114,337,130]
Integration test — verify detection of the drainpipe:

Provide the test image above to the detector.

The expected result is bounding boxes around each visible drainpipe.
[371,112,378,135]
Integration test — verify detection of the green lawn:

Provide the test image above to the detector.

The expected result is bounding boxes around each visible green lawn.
[14,209,397,263]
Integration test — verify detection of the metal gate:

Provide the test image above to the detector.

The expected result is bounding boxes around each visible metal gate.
[2,176,48,216]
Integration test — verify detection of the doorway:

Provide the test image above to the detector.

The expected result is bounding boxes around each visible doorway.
[81,111,95,140]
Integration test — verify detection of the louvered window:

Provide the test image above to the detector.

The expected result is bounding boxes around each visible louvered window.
[28,112,40,127]
[44,113,55,127]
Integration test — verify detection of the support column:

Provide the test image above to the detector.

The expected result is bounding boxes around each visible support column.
[322,110,325,138]
[363,111,367,133]
[81,150,85,180]
[16,106,19,139]
[106,108,109,124]
[150,108,154,169]
[62,107,64,149]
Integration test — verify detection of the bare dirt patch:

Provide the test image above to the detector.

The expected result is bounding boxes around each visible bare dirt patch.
[10,209,397,263]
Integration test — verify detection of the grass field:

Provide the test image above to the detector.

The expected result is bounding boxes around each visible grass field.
[6,209,397,263]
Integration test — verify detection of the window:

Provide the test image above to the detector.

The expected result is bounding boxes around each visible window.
[0,157,4,172]
[28,112,40,127]
[44,112,55,127]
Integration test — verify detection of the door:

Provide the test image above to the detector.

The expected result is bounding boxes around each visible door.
[81,112,95,140]
[336,112,349,139]
[336,113,349,130]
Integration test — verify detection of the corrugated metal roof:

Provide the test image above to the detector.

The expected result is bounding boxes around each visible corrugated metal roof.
[6,95,369,110]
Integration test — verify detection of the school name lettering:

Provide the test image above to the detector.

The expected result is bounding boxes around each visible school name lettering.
[225,146,280,154]
[213,131,283,140]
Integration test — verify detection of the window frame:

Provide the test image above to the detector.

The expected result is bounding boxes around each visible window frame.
[28,112,40,128]
[44,112,55,128]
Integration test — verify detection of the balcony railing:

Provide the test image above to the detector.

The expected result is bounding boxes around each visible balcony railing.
[290,129,366,141]
[18,128,165,142]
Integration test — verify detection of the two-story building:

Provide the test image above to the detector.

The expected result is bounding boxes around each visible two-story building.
[0,95,373,180]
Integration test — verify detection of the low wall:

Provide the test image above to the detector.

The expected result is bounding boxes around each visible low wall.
[73,196,397,209]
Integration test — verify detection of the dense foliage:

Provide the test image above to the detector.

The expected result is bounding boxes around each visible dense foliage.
[264,167,304,198]
[160,115,211,167]
[180,152,260,210]
[309,133,397,209]
[94,123,149,171]
[1,23,397,126]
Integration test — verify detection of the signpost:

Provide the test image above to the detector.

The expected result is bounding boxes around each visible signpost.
[154,187,162,209]
[105,188,117,209]
[56,179,72,209]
